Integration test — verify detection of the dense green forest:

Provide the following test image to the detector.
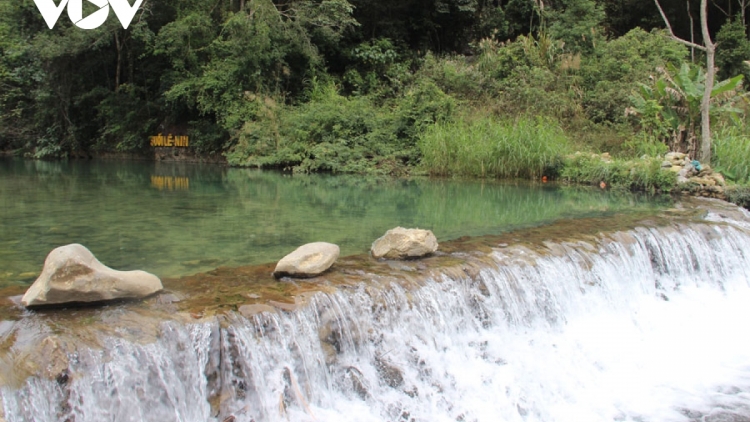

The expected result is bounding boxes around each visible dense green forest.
[0,0,748,181]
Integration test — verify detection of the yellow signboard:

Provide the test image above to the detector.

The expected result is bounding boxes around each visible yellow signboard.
[150,134,189,147]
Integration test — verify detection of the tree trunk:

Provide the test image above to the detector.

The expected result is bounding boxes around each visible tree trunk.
[655,0,717,161]
[115,32,122,91]
[699,0,715,163]
[688,1,695,62]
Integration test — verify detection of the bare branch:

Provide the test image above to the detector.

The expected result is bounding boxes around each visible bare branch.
[654,0,708,51]
[711,0,730,16]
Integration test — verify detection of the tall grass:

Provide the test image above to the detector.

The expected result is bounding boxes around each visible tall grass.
[560,154,676,192]
[418,116,570,178]
[713,125,750,183]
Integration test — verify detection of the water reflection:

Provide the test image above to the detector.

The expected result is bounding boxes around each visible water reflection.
[151,176,190,191]
[0,158,670,287]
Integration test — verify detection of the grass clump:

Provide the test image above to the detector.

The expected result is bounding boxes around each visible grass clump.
[725,185,750,209]
[560,153,676,192]
[713,125,750,183]
[418,115,570,179]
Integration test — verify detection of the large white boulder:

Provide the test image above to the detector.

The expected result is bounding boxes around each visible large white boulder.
[273,242,340,278]
[22,244,162,307]
[371,227,438,259]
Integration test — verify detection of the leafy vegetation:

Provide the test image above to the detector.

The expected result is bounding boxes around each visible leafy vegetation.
[716,15,750,83]
[226,79,454,174]
[627,63,745,155]
[0,0,748,193]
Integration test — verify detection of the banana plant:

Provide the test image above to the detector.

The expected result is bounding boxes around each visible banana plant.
[628,62,745,150]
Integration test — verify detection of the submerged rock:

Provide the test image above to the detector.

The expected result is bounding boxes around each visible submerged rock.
[238,303,277,317]
[35,336,70,380]
[345,366,369,399]
[21,244,163,307]
[375,356,404,388]
[371,227,438,259]
[273,242,339,278]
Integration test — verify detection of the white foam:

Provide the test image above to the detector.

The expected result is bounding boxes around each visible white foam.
[4,220,750,422]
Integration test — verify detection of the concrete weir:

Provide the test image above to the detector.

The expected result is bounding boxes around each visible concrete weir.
[1,198,750,422]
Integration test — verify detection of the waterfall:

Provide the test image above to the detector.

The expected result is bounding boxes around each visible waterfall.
[4,212,750,422]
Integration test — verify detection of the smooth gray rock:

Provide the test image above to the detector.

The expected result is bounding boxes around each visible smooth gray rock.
[273,242,339,278]
[678,163,698,179]
[21,244,162,307]
[371,227,438,259]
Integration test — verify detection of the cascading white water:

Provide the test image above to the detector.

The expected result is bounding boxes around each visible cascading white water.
[4,216,750,422]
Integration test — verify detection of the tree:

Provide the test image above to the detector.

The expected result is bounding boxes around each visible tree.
[716,15,750,81]
[547,0,605,54]
[712,0,749,35]
[654,0,716,162]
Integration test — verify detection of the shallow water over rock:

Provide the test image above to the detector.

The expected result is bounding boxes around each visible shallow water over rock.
[2,198,750,421]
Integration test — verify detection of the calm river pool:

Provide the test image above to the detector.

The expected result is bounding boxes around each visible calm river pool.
[0,158,669,287]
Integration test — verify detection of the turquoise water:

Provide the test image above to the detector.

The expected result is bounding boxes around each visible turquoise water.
[0,158,670,287]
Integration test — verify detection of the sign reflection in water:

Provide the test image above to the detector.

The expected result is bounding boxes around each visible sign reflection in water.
[150,175,190,191]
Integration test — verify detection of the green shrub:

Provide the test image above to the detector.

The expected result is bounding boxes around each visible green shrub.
[560,153,676,192]
[417,53,492,100]
[475,36,529,81]
[418,115,570,178]
[496,66,585,121]
[581,28,687,124]
[342,38,415,97]
[227,80,455,175]
[393,78,456,142]
[228,82,394,173]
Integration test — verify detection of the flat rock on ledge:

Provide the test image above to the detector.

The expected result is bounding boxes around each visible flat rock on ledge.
[371,227,438,259]
[21,244,163,307]
[273,242,340,278]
